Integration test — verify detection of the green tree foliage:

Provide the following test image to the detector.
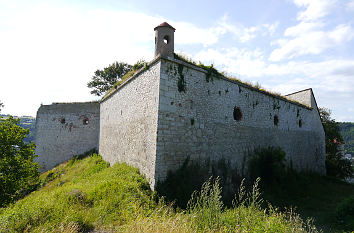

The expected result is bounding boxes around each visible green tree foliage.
[87,62,132,96]
[319,107,353,179]
[338,122,354,155]
[0,116,39,207]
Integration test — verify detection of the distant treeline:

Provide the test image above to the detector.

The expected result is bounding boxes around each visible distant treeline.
[0,114,35,144]
[338,122,354,155]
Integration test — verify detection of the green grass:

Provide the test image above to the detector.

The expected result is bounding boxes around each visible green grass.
[261,172,354,232]
[1,153,351,232]
[0,154,155,232]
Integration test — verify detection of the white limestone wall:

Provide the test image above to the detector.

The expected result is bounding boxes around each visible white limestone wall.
[155,58,326,181]
[35,102,100,171]
[99,62,161,187]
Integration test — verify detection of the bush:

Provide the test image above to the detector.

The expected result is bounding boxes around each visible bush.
[248,146,287,184]
[336,195,354,230]
[0,116,39,207]
[326,156,353,179]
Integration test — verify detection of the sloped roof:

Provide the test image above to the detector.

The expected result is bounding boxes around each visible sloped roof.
[154,22,176,31]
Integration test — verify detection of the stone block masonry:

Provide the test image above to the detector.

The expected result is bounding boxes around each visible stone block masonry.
[35,102,100,171]
[99,61,161,188]
[34,56,326,189]
[154,57,326,182]
[34,22,326,190]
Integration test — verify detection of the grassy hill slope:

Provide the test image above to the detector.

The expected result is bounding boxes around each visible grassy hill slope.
[0,153,331,233]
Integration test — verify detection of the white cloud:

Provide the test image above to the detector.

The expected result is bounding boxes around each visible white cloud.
[293,0,337,21]
[262,22,279,36]
[194,48,266,77]
[270,23,354,61]
[173,21,226,46]
[0,3,229,116]
[216,15,278,43]
[269,0,354,61]
[194,47,354,94]
[193,46,354,122]
[284,21,324,37]
[328,24,354,43]
[347,0,354,11]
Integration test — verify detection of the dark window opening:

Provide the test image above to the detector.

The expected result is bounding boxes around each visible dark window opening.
[191,118,195,126]
[233,107,242,121]
[60,118,65,124]
[299,119,302,128]
[163,35,169,44]
[274,115,279,126]
[83,118,89,125]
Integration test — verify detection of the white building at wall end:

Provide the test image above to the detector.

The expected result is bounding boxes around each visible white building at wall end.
[35,22,326,189]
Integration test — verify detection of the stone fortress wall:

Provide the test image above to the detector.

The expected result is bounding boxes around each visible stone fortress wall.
[34,22,326,188]
[35,102,100,171]
[154,58,326,182]
[99,61,161,187]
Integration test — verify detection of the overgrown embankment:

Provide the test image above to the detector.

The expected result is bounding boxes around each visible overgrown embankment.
[0,153,324,232]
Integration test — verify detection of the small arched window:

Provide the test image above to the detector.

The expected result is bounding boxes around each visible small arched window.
[299,119,303,128]
[83,117,89,125]
[163,35,169,44]
[60,118,65,124]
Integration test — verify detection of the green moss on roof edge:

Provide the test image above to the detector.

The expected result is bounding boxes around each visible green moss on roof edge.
[100,55,312,110]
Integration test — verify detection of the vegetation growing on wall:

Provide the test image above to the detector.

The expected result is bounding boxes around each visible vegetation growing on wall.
[173,53,310,108]
[177,64,186,92]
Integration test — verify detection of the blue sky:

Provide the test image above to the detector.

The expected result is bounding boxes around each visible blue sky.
[0,0,353,121]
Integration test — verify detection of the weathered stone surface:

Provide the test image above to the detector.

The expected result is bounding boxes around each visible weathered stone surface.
[99,61,161,188]
[34,57,326,189]
[154,58,326,182]
[35,102,100,171]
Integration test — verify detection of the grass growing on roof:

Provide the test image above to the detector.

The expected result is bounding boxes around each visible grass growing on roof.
[173,53,310,107]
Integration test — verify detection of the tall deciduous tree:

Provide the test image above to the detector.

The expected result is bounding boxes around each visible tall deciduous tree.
[319,107,353,179]
[87,62,132,96]
[0,116,40,207]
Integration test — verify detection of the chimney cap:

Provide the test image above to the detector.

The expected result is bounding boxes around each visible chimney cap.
[154,22,175,31]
